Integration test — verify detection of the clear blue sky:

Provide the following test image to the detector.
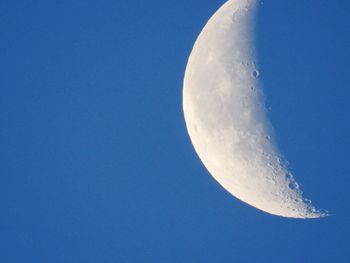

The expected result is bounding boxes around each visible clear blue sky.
[1,0,349,262]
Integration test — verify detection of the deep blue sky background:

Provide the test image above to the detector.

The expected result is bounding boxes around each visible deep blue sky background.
[1,0,350,262]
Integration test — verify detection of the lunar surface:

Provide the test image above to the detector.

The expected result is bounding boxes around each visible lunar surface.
[183,0,327,218]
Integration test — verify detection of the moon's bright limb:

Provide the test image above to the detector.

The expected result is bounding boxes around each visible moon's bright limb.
[183,0,327,218]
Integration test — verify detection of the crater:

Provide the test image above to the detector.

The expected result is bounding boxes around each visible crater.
[252,70,260,78]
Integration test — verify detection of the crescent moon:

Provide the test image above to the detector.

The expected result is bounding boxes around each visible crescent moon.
[183,0,327,218]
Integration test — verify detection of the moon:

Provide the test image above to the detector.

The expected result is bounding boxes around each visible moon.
[183,0,327,218]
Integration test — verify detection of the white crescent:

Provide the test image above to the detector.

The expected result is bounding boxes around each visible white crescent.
[183,0,327,218]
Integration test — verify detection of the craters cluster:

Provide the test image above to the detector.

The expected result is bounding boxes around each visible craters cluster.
[232,7,249,21]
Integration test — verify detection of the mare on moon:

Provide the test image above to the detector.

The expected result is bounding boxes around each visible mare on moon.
[183,0,327,218]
